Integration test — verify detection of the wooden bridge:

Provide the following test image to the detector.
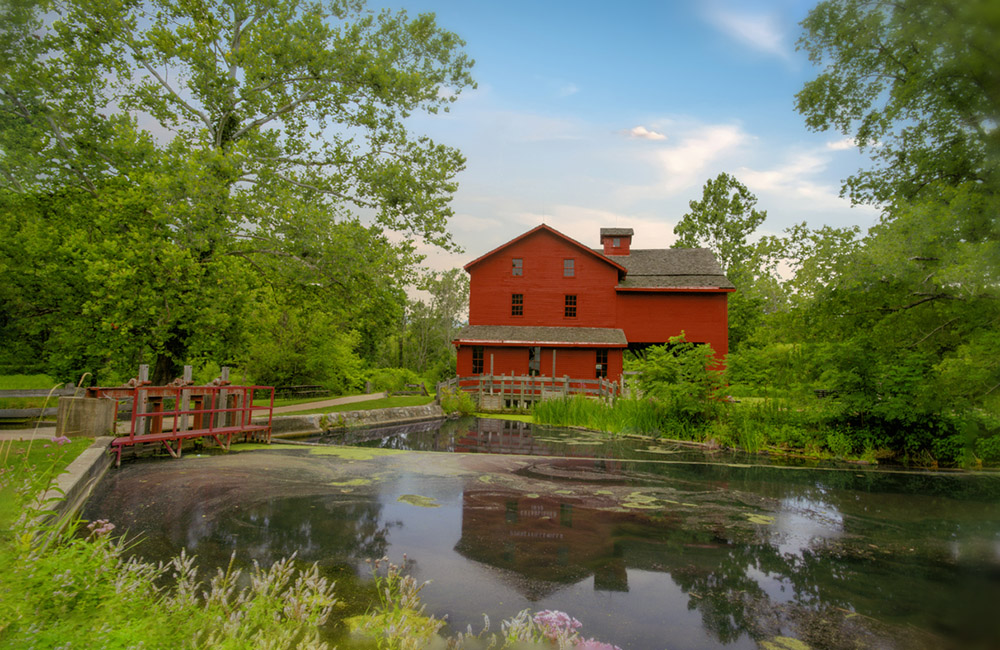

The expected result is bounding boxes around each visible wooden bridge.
[89,383,275,466]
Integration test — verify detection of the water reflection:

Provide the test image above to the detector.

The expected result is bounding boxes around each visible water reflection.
[82,418,1000,650]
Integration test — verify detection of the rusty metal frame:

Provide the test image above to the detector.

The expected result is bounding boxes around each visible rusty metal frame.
[94,384,275,466]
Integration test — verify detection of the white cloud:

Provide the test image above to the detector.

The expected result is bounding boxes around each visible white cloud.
[703,7,789,59]
[825,137,856,151]
[627,126,667,141]
[643,123,750,194]
[736,151,878,220]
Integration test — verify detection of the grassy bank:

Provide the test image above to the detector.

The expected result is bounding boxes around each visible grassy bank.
[532,394,1000,467]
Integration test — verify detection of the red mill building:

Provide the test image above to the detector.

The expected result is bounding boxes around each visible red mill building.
[454,225,733,382]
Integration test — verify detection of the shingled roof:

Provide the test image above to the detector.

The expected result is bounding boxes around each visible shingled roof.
[454,325,627,346]
[598,248,735,290]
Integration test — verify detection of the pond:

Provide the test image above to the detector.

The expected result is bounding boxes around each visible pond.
[82,417,1000,650]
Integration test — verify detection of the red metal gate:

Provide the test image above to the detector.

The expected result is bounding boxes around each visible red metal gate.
[89,383,274,466]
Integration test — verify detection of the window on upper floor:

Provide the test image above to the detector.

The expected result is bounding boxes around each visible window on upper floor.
[511,293,523,317]
[564,294,577,318]
[472,346,484,374]
[563,258,575,277]
[613,237,620,247]
[596,349,608,378]
[512,258,522,276]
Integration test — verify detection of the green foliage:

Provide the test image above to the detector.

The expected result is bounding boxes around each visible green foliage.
[241,290,365,393]
[635,335,723,425]
[673,172,767,274]
[796,0,1000,206]
[0,0,474,382]
[365,367,425,393]
[439,386,475,416]
[346,557,444,649]
[533,396,662,437]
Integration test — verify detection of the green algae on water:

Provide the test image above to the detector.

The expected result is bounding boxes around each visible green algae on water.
[746,513,776,525]
[328,478,371,487]
[761,637,810,650]
[398,494,439,508]
[308,446,405,460]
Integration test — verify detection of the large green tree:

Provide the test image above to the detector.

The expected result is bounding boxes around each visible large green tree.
[788,0,1000,461]
[673,173,775,351]
[0,0,474,382]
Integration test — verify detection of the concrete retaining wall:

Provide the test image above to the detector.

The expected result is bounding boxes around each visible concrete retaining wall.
[259,404,445,438]
[55,397,116,437]
[38,436,114,533]
[321,404,444,430]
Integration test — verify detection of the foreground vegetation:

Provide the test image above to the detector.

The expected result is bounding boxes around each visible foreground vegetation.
[0,450,620,649]
[533,335,1000,468]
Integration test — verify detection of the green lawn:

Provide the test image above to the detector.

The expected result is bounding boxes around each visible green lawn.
[294,395,434,414]
[475,412,533,423]
[0,437,92,528]
[0,374,58,390]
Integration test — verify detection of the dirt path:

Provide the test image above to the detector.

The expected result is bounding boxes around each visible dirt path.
[270,391,389,414]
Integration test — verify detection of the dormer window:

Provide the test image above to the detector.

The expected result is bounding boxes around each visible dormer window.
[613,238,620,247]
[563,258,575,277]
[512,258,522,276]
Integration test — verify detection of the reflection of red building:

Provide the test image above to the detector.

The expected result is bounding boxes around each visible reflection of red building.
[454,419,621,466]
[454,225,733,383]
[455,488,632,599]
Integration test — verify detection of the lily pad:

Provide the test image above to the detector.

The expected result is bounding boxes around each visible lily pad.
[328,478,371,487]
[398,494,439,508]
[623,502,661,510]
[761,637,810,650]
[746,513,776,525]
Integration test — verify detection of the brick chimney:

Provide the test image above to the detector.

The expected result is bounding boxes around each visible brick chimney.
[600,228,633,255]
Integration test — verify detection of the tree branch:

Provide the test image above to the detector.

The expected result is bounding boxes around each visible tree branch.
[133,55,214,131]
[229,87,317,142]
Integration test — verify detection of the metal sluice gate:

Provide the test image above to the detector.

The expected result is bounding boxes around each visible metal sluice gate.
[88,382,275,466]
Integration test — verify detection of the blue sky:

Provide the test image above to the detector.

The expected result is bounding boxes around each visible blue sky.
[383,0,880,272]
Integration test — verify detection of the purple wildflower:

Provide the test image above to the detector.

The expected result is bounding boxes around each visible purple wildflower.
[533,610,582,642]
[51,435,71,446]
[86,519,115,538]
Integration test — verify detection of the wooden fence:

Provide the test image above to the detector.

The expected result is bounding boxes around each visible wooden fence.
[0,384,79,420]
[437,373,638,410]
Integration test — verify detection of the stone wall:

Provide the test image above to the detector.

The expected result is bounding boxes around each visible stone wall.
[259,404,445,438]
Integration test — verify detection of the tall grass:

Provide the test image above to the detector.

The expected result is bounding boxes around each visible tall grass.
[533,396,662,436]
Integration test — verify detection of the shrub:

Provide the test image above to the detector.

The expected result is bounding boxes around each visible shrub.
[634,335,723,425]
[439,386,475,415]
[366,367,425,393]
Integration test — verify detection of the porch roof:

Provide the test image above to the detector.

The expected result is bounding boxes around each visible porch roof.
[454,325,627,347]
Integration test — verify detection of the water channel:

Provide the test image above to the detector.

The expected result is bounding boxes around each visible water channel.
[82,417,1000,649]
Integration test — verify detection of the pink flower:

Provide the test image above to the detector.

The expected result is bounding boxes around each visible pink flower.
[533,610,582,641]
[86,519,115,538]
[51,435,71,446]
[576,640,622,650]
